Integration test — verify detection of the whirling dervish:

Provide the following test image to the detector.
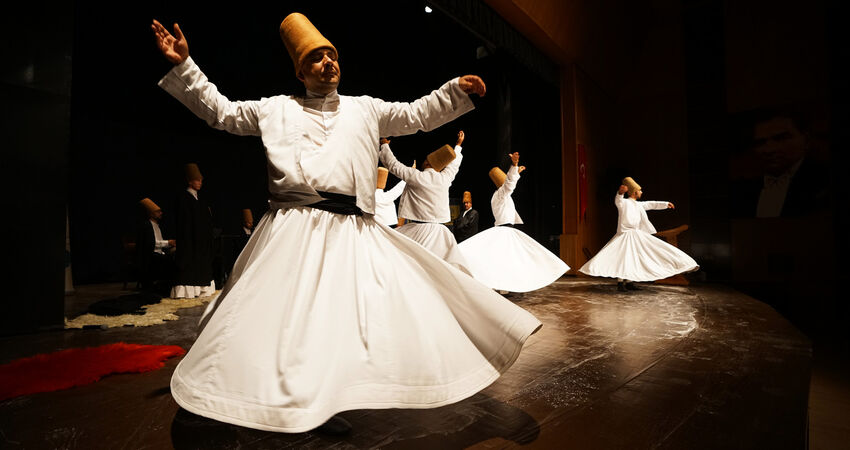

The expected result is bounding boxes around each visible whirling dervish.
[579,176,699,291]
[459,152,569,293]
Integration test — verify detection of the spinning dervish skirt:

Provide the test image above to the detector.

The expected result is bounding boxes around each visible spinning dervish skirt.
[170,207,541,433]
[579,229,699,282]
[458,226,569,293]
[396,222,472,275]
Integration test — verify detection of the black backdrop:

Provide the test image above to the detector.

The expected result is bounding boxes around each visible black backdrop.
[66,1,562,284]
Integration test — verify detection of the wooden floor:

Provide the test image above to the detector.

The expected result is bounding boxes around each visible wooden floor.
[0,278,841,449]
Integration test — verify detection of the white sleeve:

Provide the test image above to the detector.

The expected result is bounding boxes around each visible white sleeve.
[503,165,520,194]
[380,143,423,186]
[385,180,407,201]
[641,201,669,210]
[614,192,626,207]
[158,57,261,136]
[374,78,474,137]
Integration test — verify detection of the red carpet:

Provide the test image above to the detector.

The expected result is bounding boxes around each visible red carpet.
[0,342,186,401]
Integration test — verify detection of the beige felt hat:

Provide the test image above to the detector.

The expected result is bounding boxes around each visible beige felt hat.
[462,191,472,203]
[185,163,203,182]
[426,145,456,172]
[623,176,642,193]
[139,198,161,214]
[376,167,389,190]
[489,167,507,187]
[279,13,337,76]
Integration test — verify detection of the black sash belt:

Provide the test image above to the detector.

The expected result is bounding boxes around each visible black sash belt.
[307,191,362,216]
[497,223,515,228]
[409,220,437,224]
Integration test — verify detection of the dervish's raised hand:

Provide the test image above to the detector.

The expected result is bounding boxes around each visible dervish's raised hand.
[518,165,526,174]
[667,202,675,209]
[456,130,465,146]
[459,75,486,97]
[618,185,629,195]
[509,152,520,166]
[152,19,189,64]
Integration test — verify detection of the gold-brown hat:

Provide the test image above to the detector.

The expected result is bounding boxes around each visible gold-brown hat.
[622,176,641,193]
[242,208,253,224]
[185,163,203,182]
[279,13,337,76]
[462,191,472,203]
[489,167,507,187]
[376,167,389,190]
[426,144,456,172]
[139,198,161,214]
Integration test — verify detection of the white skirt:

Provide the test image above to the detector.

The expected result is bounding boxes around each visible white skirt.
[395,222,471,275]
[579,229,699,282]
[171,207,541,433]
[458,226,569,293]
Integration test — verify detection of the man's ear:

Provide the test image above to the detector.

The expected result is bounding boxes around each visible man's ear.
[296,70,305,82]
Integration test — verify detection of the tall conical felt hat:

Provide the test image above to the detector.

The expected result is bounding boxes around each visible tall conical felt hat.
[622,176,641,193]
[140,198,161,214]
[376,167,389,190]
[462,191,472,203]
[185,163,203,182]
[489,167,507,187]
[242,208,253,224]
[426,144,456,172]
[279,13,337,76]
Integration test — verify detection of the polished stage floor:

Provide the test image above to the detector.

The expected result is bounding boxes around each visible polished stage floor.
[0,278,836,449]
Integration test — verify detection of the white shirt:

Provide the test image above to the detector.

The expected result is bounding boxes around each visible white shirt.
[614,193,668,234]
[374,181,406,226]
[150,219,169,254]
[756,158,803,218]
[187,187,198,200]
[298,89,355,195]
[380,143,462,223]
[158,57,475,215]
[491,165,524,226]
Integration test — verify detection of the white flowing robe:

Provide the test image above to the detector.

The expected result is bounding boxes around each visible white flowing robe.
[579,193,699,281]
[380,143,470,273]
[459,165,568,292]
[157,57,541,433]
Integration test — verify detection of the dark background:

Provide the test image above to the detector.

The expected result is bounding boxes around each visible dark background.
[2,0,847,349]
[1,0,562,334]
[68,1,562,283]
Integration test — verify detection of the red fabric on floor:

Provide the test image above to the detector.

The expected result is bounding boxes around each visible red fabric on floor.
[0,342,185,401]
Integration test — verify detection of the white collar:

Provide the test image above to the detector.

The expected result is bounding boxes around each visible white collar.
[305,89,340,101]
